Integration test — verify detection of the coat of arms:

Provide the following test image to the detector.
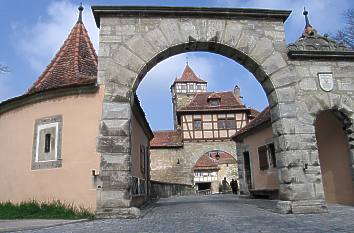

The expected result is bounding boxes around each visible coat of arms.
[318,73,333,92]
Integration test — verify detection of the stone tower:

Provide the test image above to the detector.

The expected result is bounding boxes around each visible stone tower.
[170,64,207,129]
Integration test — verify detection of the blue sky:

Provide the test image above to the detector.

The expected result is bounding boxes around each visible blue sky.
[0,0,353,130]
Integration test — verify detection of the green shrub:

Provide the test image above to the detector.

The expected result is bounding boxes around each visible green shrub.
[0,200,94,219]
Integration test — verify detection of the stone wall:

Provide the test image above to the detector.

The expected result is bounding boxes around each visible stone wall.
[92,6,354,216]
[150,180,196,198]
[150,140,237,185]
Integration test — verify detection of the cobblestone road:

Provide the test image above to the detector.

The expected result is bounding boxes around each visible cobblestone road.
[21,195,354,233]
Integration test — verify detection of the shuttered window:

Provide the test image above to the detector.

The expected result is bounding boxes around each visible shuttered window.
[268,143,276,168]
[258,145,269,170]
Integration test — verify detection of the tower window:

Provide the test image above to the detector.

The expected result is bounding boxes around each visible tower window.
[44,133,51,153]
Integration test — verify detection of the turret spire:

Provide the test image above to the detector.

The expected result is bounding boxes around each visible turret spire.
[303,7,312,28]
[77,3,84,23]
[303,7,313,35]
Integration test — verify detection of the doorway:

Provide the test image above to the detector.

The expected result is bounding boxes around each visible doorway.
[315,110,354,205]
[243,151,253,192]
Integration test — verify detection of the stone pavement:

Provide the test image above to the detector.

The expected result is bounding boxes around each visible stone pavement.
[15,195,354,233]
[0,219,86,232]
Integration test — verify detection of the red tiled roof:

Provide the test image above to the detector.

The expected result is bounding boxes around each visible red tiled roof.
[194,154,219,170]
[150,130,183,148]
[232,107,270,140]
[194,151,236,170]
[27,12,97,94]
[173,64,207,84]
[207,92,221,99]
[249,108,260,119]
[177,91,245,112]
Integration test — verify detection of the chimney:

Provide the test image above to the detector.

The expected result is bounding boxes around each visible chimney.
[234,85,240,98]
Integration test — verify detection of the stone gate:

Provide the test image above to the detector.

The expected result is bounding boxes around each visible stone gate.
[92,6,354,216]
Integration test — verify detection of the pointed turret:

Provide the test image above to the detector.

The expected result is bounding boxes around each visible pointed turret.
[174,64,207,84]
[170,64,208,129]
[28,4,97,94]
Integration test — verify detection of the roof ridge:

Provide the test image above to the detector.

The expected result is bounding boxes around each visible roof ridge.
[27,12,98,94]
[153,129,178,133]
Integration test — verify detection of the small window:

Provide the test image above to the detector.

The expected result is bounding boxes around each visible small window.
[226,118,236,129]
[193,119,202,130]
[217,119,227,129]
[258,145,269,170]
[44,134,51,153]
[32,115,62,170]
[210,99,220,106]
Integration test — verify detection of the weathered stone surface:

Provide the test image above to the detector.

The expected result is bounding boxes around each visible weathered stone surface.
[222,21,243,47]
[299,78,318,91]
[250,37,274,64]
[159,19,182,45]
[291,200,327,214]
[97,136,130,153]
[272,118,314,136]
[144,28,169,53]
[274,134,317,152]
[112,46,145,73]
[101,153,131,171]
[269,66,299,89]
[100,119,130,137]
[96,190,131,209]
[270,103,296,122]
[100,170,131,189]
[96,206,141,219]
[125,35,156,62]
[261,52,287,75]
[102,102,131,120]
[94,8,354,217]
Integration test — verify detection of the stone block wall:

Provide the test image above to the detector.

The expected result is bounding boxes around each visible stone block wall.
[150,180,196,198]
[150,140,237,185]
[92,6,354,216]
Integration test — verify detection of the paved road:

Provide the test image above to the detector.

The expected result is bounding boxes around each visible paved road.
[20,195,354,233]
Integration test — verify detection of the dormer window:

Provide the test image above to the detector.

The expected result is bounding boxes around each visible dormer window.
[209,99,220,106]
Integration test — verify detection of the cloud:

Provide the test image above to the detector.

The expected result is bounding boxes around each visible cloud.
[12,0,99,75]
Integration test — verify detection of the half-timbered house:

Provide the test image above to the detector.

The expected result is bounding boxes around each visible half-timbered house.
[150,64,257,193]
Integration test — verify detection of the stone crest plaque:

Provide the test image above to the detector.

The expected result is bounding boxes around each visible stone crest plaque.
[318,73,333,92]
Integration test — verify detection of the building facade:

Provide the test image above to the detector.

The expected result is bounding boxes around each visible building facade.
[150,65,256,193]
[0,6,153,213]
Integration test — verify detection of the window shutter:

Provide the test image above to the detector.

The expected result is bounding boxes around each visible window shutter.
[258,145,269,170]
[268,143,276,168]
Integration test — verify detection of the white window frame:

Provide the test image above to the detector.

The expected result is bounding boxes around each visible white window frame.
[35,122,59,162]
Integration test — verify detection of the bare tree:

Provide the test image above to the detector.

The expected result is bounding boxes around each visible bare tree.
[334,9,354,49]
[0,64,10,74]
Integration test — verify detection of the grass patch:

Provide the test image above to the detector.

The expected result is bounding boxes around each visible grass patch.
[0,200,94,219]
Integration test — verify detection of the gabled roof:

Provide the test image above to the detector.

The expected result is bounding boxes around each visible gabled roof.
[194,154,219,170]
[173,64,207,84]
[232,107,271,140]
[150,130,183,148]
[177,91,245,112]
[27,6,97,94]
[194,151,236,170]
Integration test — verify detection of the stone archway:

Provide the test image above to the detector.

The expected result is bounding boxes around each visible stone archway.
[315,110,354,205]
[92,6,354,216]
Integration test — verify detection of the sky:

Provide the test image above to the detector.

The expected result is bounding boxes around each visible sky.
[0,0,353,130]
